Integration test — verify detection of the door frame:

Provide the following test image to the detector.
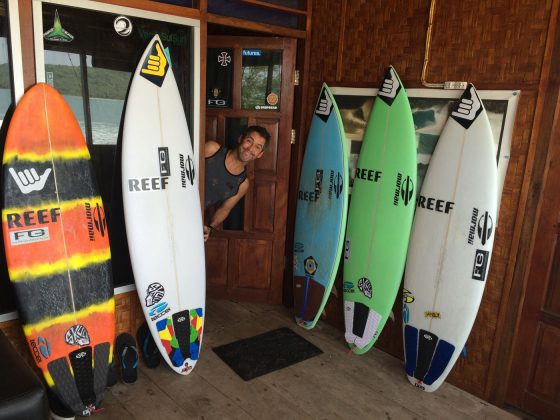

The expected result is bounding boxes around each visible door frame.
[205,34,296,303]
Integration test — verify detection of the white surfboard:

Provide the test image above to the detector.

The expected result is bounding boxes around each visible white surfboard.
[122,35,205,375]
[403,84,497,392]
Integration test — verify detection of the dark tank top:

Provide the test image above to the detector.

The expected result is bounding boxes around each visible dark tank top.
[204,147,247,209]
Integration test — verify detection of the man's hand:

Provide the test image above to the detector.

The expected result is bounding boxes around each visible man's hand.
[204,225,211,242]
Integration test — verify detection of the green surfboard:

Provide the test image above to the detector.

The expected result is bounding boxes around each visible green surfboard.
[343,66,416,354]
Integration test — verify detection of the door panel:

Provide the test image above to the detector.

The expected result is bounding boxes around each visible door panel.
[206,239,228,288]
[253,181,276,232]
[235,239,273,290]
[205,36,295,303]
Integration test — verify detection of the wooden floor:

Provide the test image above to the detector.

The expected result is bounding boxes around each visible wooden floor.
[96,299,518,419]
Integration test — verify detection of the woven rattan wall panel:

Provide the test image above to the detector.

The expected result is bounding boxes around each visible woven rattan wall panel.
[306,0,553,399]
[426,1,552,85]
[341,0,427,83]
[308,0,341,83]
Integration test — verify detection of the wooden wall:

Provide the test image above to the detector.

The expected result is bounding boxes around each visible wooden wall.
[305,0,557,403]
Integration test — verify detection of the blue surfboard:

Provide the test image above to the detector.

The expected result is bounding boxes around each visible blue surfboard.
[293,84,349,329]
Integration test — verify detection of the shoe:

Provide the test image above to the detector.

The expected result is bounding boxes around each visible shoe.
[48,390,75,420]
[136,322,161,369]
[115,332,139,384]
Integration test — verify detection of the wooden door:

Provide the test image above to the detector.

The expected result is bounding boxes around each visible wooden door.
[204,36,296,303]
[506,94,560,419]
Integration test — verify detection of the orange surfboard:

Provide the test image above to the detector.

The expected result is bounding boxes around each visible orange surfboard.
[1,83,114,416]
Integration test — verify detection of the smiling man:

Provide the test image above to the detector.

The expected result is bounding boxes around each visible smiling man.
[203,125,270,241]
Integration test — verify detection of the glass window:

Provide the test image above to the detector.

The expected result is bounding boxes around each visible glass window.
[0,1,12,126]
[206,48,233,108]
[39,3,196,288]
[44,50,87,136]
[0,0,18,315]
[241,49,281,111]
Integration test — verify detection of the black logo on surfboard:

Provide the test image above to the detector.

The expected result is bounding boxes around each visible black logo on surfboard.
[377,67,402,106]
[315,87,333,122]
[393,173,414,206]
[472,249,489,281]
[451,84,484,129]
[477,211,494,245]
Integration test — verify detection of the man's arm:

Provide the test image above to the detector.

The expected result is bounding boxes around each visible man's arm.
[205,140,220,158]
[204,179,249,241]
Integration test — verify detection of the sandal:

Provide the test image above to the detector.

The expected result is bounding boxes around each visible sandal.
[115,333,138,384]
[136,322,161,369]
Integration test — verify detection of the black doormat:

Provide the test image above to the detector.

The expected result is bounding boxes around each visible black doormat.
[212,327,323,381]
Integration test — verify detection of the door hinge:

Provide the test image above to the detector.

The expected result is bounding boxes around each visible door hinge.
[294,70,300,86]
[290,129,296,145]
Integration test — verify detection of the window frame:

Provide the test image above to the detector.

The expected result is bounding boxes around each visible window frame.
[0,1,30,321]
[32,0,201,175]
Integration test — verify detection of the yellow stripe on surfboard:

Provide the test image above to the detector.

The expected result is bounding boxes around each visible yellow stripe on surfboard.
[2,196,104,220]
[2,148,91,164]
[23,298,115,337]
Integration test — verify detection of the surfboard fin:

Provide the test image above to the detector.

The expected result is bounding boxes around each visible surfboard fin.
[461,345,468,359]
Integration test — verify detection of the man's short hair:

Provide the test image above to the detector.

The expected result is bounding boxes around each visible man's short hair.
[242,125,271,149]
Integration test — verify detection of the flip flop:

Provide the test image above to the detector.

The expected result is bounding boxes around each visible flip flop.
[136,322,161,369]
[115,333,138,384]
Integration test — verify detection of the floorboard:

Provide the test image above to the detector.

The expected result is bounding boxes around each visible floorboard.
[95,299,518,420]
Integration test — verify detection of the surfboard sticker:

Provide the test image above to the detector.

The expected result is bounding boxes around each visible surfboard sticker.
[292,83,348,329]
[343,66,417,354]
[2,83,114,415]
[403,84,497,392]
[122,34,205,374]
[140,39,169,87]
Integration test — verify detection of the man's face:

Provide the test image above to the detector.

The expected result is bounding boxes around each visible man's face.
[237,132,267,163]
